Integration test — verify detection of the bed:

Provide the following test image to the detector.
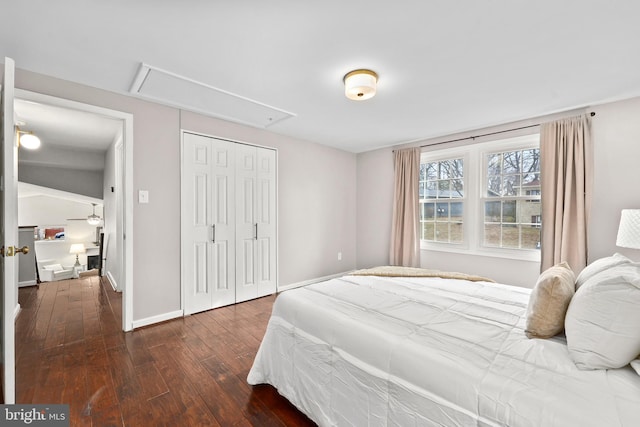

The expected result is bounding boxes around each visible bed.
[247,265,640,426]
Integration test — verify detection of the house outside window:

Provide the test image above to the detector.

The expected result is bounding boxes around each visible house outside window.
[419,158,464,243]
[420,133,540,261]
[483,148,541,249]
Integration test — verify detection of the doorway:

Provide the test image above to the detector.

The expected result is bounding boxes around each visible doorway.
[14,89,133,331]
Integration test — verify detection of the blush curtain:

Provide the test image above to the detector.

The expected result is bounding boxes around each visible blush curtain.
[540,115,593,273]
[390,147,421,267]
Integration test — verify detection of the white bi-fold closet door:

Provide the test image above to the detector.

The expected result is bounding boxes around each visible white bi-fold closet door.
[182,132,277,315]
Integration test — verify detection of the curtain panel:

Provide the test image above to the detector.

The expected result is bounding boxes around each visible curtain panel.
[390,147,421,267]
[540,115,593,273]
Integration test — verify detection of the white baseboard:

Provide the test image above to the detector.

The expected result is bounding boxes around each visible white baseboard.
[132,309,183,330]
[278,270,353,292]
[106,271,119,292]
[13,303,21,321]
[18,280,37,287]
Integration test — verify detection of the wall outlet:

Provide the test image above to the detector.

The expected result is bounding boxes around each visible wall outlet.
[338,252,342,261]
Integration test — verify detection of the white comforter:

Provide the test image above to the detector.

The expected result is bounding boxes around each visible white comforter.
[247,275,640,426]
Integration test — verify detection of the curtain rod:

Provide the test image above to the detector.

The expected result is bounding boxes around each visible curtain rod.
[403,111,596,150]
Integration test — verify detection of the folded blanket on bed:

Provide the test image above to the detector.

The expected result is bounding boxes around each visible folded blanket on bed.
[348,265,495,283]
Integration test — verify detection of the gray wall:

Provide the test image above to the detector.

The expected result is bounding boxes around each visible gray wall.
[15,68,357,323]
[19,164,104,199]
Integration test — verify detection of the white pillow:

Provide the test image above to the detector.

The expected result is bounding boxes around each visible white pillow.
[631,358,640,376]
[565,263,640,369]
[43,264,64,272]
[575,253,631,290]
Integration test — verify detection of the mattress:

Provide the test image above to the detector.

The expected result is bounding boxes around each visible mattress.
[247,274,640,426]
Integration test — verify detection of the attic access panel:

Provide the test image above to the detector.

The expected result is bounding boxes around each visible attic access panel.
[130,64,295,128]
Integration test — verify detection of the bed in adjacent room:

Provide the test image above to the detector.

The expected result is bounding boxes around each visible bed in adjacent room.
[247,263,640,426]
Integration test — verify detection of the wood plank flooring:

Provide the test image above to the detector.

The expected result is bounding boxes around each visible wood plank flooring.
[15,276,316,426]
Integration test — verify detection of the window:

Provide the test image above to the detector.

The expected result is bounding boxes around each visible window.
[419,133,540,260]
[483,148,540,249]
[419,158,464,243]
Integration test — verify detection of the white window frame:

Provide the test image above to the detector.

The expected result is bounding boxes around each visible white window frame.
[419,153,467,246]
[420,133,541,262]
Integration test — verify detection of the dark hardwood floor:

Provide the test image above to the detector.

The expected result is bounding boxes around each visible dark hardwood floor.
[16,275,316,426]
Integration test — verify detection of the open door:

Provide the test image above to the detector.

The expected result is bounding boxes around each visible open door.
[1,57,18,404]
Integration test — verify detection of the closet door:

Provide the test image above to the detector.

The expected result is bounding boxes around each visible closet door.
[256,148,277,297]
[235,144,259,302]
[183,134,235,315]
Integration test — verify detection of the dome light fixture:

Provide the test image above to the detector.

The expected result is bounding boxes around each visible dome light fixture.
[17,130,41,150]
[343,69,378,101]
[87,203,101,225]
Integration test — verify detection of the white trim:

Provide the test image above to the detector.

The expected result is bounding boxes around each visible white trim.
[106,271,118,292]
[132,309,183,330]
[18,280,37,287]
[278,271,353,292]
[14,88,135,333]
[13,303,21,321]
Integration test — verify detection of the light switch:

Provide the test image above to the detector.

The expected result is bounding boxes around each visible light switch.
[138,190,149,204]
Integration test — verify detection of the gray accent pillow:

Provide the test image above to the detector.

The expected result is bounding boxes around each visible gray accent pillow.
[565,263,640,369]
[575,253,631,290]
[525,262,575,339]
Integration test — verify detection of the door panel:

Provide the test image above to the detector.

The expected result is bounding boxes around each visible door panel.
[182,133,235,314]
[256,148,277,297]
[1,57,17,403]
[210,140,235,307]
[235,144,257,302]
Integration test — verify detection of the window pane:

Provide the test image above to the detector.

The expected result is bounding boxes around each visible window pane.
[484,224,501,247]
[502,201,516,223]
[419,181,426,199]
[436,202,449,218]
[450,202,463,222]
[522,149,539,173]
[420,157,464,244]
[438,180,451,198]
[487,154,501,176]
[502,175,520,196]
[435,222,449,242]
[426,162,437,180]
[426,181,437,198]
[485,201,501,222]
[422,222,435,241]
[422,202,435,220]
[521,226,541,249]
[501,224,520,248]
[487,176,501,197]
[450,222,463,243]
[517,199,540,223]
[503,151,521,173]
[451,179,464,198]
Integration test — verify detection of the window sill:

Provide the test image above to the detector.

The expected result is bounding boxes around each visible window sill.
[420,242,541,263]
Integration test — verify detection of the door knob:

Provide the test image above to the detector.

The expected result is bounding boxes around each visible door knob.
[15,245,30,255]
[0,245,29,257]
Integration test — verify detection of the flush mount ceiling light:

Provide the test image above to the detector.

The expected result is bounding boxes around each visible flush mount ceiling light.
[87,203,101,225]
[343,69,378,101]
[16,128,41,150]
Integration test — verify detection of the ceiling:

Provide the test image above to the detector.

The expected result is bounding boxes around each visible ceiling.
[2,1,640,153]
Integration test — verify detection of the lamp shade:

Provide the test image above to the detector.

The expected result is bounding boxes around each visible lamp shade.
[616,209,640,249]
[344,69,378,101]
[69,243,86,255]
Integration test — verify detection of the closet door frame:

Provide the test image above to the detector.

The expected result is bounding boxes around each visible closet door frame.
[180,130,278,315]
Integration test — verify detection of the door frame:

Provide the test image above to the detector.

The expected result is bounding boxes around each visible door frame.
[15,89,134,331]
